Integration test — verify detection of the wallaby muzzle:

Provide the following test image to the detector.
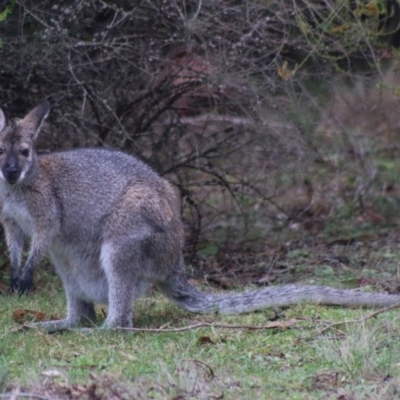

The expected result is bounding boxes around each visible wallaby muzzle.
[3,156,21,185]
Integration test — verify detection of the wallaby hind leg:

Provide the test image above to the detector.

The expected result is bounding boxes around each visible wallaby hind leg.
[100,241,150,329]
[27,258,98,331]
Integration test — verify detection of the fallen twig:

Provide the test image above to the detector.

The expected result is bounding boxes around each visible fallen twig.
[115,318,298,333]
[315,302,400,336]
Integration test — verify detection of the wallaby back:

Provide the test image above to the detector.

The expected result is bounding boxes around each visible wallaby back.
[0,102,400,331]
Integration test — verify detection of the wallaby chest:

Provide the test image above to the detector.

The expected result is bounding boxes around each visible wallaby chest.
[0,192,35,237]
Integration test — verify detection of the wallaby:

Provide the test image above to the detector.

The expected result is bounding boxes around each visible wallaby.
[0,102,400,331]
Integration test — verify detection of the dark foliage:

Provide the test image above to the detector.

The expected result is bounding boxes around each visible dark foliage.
[0,0,399,261]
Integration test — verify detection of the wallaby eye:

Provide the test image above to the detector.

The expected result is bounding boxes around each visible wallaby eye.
[0,148,3,155]
[21,149,29,157]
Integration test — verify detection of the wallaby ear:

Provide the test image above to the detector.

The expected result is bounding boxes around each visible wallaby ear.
[0,108,6,132]
[21,101,51,139]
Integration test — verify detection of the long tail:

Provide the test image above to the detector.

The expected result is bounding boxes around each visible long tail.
[157,275,400,314]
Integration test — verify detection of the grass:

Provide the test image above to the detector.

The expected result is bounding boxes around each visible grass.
[1,238,400,399]
[312,317,400,399]
[315,319,400,380]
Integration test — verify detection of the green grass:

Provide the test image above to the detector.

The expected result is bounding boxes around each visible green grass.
[1,204,400,399]
[315,319,400,380]
[1,245,400,399]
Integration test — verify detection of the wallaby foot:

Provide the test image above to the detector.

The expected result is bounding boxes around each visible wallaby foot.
[24,322,132,334]
[27,299,99,332]
[25,320,133,333]
[24,318,83,332]
[24,302,97,332]
[101,316,133,329]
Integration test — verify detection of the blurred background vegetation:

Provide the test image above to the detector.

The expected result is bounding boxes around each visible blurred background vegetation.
[1,0,400,283]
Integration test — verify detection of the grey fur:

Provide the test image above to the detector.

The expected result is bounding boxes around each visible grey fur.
[0,102,399,331]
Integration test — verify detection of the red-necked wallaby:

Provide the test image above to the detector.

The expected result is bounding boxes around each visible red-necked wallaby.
[0,102,399,331]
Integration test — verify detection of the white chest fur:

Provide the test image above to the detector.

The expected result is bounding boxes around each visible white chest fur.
[1,199,34,237]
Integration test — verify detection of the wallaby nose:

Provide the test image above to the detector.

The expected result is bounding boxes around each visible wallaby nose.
[5,164,18,177]
[4,164,20,184]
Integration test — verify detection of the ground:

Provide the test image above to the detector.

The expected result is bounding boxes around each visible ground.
[1,217,400,399]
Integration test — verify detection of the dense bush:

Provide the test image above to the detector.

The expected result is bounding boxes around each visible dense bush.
[1,0,400,263]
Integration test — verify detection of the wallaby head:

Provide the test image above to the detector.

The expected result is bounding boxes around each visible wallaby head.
[0,101,50,185]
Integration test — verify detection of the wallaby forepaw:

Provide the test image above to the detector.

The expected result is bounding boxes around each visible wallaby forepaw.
[17,272,34,296]
[8,276,20,294]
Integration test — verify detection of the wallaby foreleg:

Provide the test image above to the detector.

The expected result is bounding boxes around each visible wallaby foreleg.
[17,222,59,295]
[17,241,48,295]
[3,219,24,293]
